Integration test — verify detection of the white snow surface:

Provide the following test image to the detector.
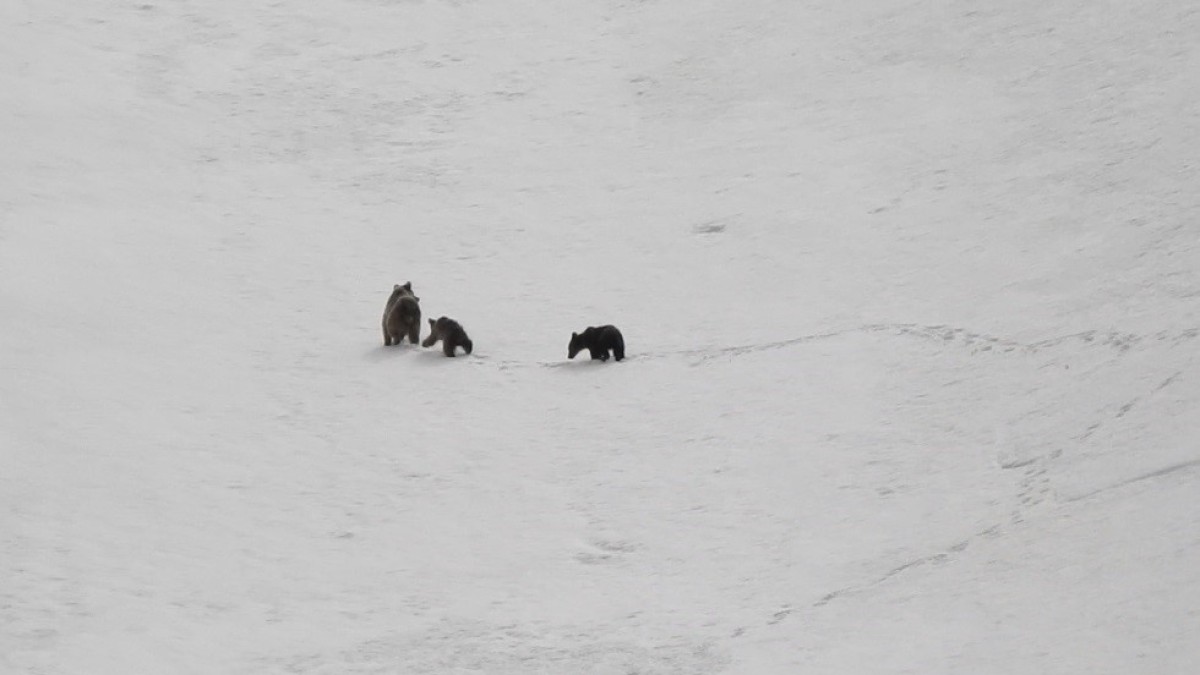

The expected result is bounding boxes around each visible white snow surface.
[3,0,1199,673]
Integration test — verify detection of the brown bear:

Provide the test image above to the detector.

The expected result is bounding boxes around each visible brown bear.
[568,325,625,361]
[422,316,473,357]
[382,282,421,346]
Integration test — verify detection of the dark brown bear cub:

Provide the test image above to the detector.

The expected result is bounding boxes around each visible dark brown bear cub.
[382,282,421,346]
[422,316,473,357]
[568,325,625,362]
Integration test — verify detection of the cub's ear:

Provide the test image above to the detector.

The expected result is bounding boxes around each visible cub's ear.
[413,296,420,302]
[393,284,401,291]
[571,332,578,338]
[428,318,436,326]
[402,281,412,290]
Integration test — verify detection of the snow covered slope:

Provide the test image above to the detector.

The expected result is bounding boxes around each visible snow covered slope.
[3,0,1198,672]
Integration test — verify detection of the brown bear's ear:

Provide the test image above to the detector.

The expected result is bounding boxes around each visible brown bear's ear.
[428,318,435,326]
[394,284,401,291]
[571,332,578,338]
[403,281,412,290]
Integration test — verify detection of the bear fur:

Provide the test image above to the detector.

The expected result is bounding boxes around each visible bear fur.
[382,282,422,346]
[568,325,625,362]
[422,316,473,357]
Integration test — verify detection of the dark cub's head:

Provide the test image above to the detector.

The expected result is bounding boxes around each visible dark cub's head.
[568,332,584,359]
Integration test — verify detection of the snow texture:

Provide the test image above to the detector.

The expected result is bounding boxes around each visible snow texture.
[3,0,1199,673]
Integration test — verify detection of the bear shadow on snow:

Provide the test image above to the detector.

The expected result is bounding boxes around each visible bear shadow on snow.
[548,359,614,376]
[409,349,470,366]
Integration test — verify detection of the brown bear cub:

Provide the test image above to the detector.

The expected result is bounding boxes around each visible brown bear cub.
[422,316,473,357]
[382,282,422,346]
[568,325,625,362]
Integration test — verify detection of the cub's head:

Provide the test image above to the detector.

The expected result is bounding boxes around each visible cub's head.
[568,332,583,359]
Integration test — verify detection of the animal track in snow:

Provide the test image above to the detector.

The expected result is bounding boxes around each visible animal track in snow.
[1064,458,1200,503]
[757,524,1002,634]
[444,324,1199,371]
[574,538,640,565]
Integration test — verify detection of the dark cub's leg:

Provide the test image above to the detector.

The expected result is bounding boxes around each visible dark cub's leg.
[443,341,457,357]
[612,334,625,361]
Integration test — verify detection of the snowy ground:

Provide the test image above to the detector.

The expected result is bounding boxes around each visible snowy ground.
[3,0,1199,673]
